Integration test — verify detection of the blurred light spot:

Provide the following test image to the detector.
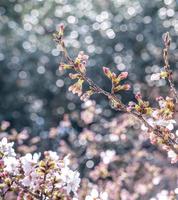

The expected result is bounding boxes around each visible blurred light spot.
[127,7,136,16]
[19,71,27,79]
[31,9,39,17]
[52,49,60,56]
[85,36,93,44]
[117,63,126,71]
[95,46,103,54]
[164,0,173,5]
[14,4,22,13]
[37,66,45,74]
[87,45,95,53]
[136,34,144,42]
[152,177,161,185]
[115,43,124,52]
[101,11,109,20]
[36,117,44,125]
[100,21,111,30]
[175,188,178,194]
[24,23,32,31]
[143,16,152,24]
[92,22,100,30]
[163,20,171,28]
[57,107,64,115]
[106,29,116,39]
[86,160,94,168]
[141,52,150,61]
[158,7,167,19]
[120,24,127,32]
[67,102,75,110]
[133,83,141,93]
[80,25,89,34]
[109,134,119,142]
[166,9,175,17]
[0,53,5,61]
[67,15,76,24]
[96,15,103,23]
[56,79,64,87]
[21,41,36,53]
[70,31,78,39]
[114,55,122,63]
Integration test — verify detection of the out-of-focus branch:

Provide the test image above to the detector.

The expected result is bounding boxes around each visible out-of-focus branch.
[163,32,178,103]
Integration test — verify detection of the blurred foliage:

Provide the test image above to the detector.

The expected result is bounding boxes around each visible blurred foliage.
[1,0,178,133]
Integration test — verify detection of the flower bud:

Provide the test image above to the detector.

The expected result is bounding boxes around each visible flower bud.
[59,63,73,70]
[103,67,112,79]
[69,73,81,79]
[68,79,84,96]
[118,72,128,80]
[113,84,130,92]
[135,92,142,100]
[59,23,64,36]
[122,84,131,90]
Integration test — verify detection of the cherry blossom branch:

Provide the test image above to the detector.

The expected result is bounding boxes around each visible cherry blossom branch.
[54,25,178,159]
[0,138,80,199]
[78,69,178,154]
[163,32,178,103]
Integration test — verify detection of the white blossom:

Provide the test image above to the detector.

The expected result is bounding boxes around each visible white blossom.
[0,137,16,157]
[3,157,19,174]
[20,153,40,175]
[60,167,81,195]
[21,171,40,190]
[0,138,81,199]
[63,154,70,167]
[47,151,59,161]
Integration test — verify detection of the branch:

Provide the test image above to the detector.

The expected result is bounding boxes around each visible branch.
[163,32,178,103]
[54,25,178,157]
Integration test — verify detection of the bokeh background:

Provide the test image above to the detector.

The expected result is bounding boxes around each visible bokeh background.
[0,0,178,199]
[1,0,178,133]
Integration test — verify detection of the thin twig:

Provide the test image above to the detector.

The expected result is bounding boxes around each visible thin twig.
[55,30,178,155]
[163,32,178,103]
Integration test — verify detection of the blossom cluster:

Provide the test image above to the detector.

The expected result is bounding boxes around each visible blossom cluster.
[0,138,80,200]
[53,108,178,200]
[54,25,178,164]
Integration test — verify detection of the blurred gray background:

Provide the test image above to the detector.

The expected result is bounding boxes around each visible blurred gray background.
[0,0,178,135]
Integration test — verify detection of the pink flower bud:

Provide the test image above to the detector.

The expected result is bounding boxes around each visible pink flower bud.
[164,32,171,46]
[103,67,112,79]
[123,84,131,90]
[103,67,109,74]
[59,23,64,32]
[119,72,128,80]
[135,92,142,100]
